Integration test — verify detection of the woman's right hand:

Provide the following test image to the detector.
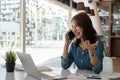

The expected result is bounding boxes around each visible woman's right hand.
[65,30,73,45]
[62,30,73,59]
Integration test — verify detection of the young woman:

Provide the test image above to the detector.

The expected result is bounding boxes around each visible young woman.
[61,12,104,74]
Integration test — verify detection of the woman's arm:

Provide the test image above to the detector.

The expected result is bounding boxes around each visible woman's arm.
[61,43,74,69]
[92,40,104,74]
[62,43,70,59]
[62,30,72,59]
[61,30,75,69]
[84,40,104,73]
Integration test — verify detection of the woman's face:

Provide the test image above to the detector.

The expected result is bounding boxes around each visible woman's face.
[72,20,83,39]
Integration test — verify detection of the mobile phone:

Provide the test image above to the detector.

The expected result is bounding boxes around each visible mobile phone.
[87,76,101,79]
[68,30,75,40]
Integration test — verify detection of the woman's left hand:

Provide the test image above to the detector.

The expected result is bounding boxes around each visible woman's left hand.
[83,40,98,53]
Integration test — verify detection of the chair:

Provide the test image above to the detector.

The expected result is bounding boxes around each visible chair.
[40,57,75,68]
[102,57,113,72]
[39,57,61,67]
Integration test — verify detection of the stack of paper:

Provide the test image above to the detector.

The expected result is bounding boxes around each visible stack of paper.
[16,66,52,72]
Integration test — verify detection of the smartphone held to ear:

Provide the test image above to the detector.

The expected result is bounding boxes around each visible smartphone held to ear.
[68,30,75,40]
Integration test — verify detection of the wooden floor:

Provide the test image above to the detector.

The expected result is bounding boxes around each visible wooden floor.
[113,58,120,72]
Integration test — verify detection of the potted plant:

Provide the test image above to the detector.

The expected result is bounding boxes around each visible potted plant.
[5,50,16,72]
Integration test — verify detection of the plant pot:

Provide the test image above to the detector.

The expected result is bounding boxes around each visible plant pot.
[6,63,15,72]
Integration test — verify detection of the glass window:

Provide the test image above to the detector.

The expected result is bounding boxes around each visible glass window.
[0,0,72,65]
[112,5,120,36]
[98,6,109,47]
[0,0,20,64]
[25,0,69,65]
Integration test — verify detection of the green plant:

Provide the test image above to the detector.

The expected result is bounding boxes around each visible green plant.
[5,50,16,63]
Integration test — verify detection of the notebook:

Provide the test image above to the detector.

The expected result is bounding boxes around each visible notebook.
[16,65,52,72]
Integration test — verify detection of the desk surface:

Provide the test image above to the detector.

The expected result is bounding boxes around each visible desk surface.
[1,65,120,80]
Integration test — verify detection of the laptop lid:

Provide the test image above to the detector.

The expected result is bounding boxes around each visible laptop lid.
[17,52,53,80]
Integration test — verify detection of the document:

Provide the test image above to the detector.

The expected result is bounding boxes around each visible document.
[100,72,120,80]
[16,66,52,72]
[109,77,120,80]
[67,73,101,80]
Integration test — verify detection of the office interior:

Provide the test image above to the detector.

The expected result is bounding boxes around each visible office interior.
[0,0,120,79]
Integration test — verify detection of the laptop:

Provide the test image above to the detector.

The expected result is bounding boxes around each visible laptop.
[17,52,55,80]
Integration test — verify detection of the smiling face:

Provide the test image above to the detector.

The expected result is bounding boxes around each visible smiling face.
[71,13,97,44]
[72,20,83,39]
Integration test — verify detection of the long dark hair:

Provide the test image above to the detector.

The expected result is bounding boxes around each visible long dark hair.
[72,12,97,47]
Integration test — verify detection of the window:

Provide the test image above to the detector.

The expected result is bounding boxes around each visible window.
[25,0,69,65]
[0,0,71,65]
[0,0,20,64]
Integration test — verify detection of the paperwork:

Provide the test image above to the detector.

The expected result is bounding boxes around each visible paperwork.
[16,66,52,72]
[67,73,101,80]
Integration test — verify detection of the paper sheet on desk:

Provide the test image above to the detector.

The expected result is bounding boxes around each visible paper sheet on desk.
[67,73,86,79]
[16,66,52,72]
[100,72,120,80]
[67,73,101,80]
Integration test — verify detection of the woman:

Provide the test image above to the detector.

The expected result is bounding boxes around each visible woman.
[61,12,104,74]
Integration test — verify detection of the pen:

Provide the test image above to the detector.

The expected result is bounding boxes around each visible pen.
[51,77,67,80]
[87,76,101,79]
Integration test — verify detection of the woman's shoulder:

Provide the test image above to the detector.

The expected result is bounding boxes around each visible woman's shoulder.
[96,35,104,42]
[96,38,104,50]
[96,38,104,46]
[96,38,102,42]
